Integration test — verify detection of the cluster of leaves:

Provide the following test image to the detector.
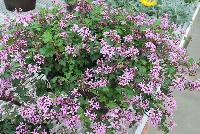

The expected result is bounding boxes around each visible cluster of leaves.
[0,0,199,134]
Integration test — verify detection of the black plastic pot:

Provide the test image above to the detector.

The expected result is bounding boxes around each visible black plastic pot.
[4,0,36,12]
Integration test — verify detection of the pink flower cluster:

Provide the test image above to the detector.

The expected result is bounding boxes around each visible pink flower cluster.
[100,39,115,59]
[106,108,142,132]
[118,68,136,86]
[116,45,139,58]
[18,104,41,124]
[27,64,41,74]
[123,35,134,43]
[103,30,121,43]
[164,97,177,115]
[34,54,45,65]
[188,79,200,91]
[18,95,81,133]
[148,109,162,127]
[78,27,92,39]
[138,82,154,94]
[171,76,187,91]
[145,42,156,52]
[95,59,114,74]
[90,122,107,134]
[84,98,101,120]
[65,45,75,55]
[150,63,162,80]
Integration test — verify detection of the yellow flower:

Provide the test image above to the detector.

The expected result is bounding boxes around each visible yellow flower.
[139,0,157,7]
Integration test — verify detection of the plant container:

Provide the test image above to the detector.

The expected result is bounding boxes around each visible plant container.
[4,0,36,12]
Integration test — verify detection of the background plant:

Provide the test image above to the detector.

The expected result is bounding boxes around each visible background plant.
[106,0,198,29]
[0,0,200,134]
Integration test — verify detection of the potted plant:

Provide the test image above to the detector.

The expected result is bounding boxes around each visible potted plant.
[0,0,199,134]
[4,0,36,12]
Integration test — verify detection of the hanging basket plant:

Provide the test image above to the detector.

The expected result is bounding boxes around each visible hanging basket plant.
[4,0,36,12]
[0,0,199,134]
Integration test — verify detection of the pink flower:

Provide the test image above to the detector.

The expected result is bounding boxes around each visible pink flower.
[65,45,75,55]
[63,115,81,132]
[138,82,154,94]
[37,96,53,113]
[139,99,150,110]
[171,76,187,91]
[31,129,39,134]
[18,104,41,124]
[78,27,91,39]
[100,40,115,59]
[145,42,156,52]
[160,14,169,30]
[34,54,45,65]
[168,120,177,131]
[123,35,134,43]
[188,79,200,91]
[149,64,162,80]
[12,70,24,79]
[87,78,108,89]
[84,109,97,120]
[155,91,165,100]
[88,99,100,110]
[147,53,159,63]
[15,122,28,134]
[145,28,155,39]
[59,20,66,29]
[127,95,140,105]
[1,34,10,44]
[91,122,107,134]
[118,68,136,86]
[103,30,120,43]
[95,59,114,74]
[27,64,41,74]
[164,97,176,115]
[148,109,162,127]
[117,46,139,58]
[92,0,105,5]
[169,52,179,63]
[84,68,94,80]
[145,18,156,26]
[65,13,75,20]
[71,88,81,98]
[60,32,67,38]
[70,24,79,32]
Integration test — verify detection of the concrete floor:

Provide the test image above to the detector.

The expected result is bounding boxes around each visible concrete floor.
[149,4,200,134]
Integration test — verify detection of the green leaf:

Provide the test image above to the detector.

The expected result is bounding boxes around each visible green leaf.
[188,58,194,65]
[0,45,4,50]
[167,66,176,75]
[39,45,55,57]
[42,30,53,43]
[153,20,161,26]
[106,101,117,109]
[77,107,84,114]
[30,22,41,31]
[140,59,148,65]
